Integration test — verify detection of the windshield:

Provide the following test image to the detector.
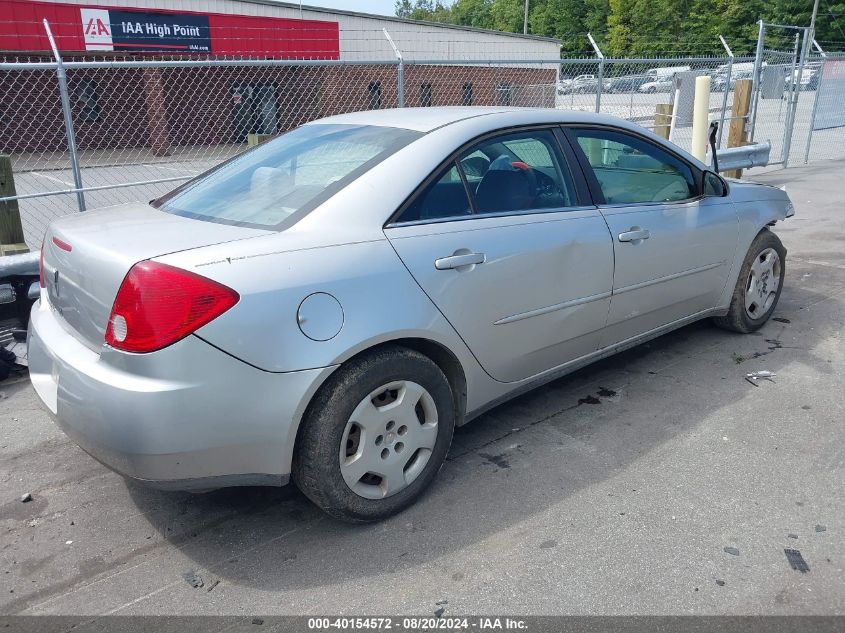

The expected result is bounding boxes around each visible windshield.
[153,124,421,230]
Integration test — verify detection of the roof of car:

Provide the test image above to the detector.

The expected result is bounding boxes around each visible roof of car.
[306,107,709,171]
[309,107,619,133]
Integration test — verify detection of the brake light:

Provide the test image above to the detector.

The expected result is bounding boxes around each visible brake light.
[39,241,45,288]
[105,261,239,353]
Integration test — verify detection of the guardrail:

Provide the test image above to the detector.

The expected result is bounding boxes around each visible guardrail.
[716,141,772,172]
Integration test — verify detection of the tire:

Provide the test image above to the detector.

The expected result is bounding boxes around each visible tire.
[713,229,786,333]
[293,346,455,523]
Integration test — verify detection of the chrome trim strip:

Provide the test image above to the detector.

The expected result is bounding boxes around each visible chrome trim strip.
[494,291,612,325]
[385,205,600,229]
[614,262,724,295]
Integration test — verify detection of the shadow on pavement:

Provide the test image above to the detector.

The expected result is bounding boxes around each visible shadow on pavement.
[115,268,839,594]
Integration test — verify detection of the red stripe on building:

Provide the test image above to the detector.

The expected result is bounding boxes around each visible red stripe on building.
[0,0,341,58]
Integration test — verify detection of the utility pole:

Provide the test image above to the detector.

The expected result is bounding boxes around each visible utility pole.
[523,0,529,34]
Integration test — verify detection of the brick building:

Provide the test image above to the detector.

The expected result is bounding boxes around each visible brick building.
[0,0,561,155]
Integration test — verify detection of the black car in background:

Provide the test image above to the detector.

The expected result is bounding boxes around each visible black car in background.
[607,75,650,93]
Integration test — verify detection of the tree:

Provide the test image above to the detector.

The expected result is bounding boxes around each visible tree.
[815,2,845,50]
[762,0,845,51]
[490,0,525,33]
[715,0,765,54]
[529,0,588,54]
[607,0,635,56]
[396,0,844,58]
[450,0,495,29]
[395,0,415,19]
[394,0,452,22]
[583,0,610,41]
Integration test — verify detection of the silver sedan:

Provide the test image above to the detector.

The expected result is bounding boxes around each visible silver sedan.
[28,107,793,522]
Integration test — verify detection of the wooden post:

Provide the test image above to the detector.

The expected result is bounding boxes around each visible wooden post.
[654,104,673,140]
[0,155,28,256]
[724,79,753,178]
[247,133,274,147]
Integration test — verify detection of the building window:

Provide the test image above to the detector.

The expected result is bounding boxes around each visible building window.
[462,82,473,106]
[420,82,433,107]
[368,81,382,110]
[496,82,512,106]
[76,78,101,122]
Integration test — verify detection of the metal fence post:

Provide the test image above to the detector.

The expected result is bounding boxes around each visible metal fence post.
[383,28,404,107]
[783,28,810,168]
[804,40,827,163]
[587,33,604,113]
[42,19,85,212]
[748,20,766,142]
[717,35,734,149]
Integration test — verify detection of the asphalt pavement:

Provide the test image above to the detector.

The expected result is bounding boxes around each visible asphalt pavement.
[1,159,843,617]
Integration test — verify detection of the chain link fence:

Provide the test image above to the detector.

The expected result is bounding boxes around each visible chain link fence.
[1,31,844,251]
[802,52,845,163]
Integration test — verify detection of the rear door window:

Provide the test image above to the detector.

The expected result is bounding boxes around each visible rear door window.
[395,128,579,224]
[400,164,472,222]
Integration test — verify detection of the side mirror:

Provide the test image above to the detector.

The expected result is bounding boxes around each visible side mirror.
[703,170,728,197]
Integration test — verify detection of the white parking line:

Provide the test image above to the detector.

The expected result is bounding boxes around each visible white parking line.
[30,171,74,187]
[141,163,199,174]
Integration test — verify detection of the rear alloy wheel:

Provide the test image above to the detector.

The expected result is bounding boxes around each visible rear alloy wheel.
[293,346,455,523]
[713,230,786,333]
[340,380,439,499]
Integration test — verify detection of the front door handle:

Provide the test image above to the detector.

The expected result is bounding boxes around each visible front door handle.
[618,228,651,243]
[435,252,486,270]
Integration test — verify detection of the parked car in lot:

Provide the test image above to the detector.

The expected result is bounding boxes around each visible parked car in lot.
[607,74,651,93]
[638,77,675,93]
[29,107,794,522]
[558,74,610,94]
[785,63,822,91]
[646,65,692,79]
[637,65,694,93]
[711,61,758,91]
[712,68,755,92]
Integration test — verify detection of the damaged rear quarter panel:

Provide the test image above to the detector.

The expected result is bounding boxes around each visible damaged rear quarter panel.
[154,233,481,379]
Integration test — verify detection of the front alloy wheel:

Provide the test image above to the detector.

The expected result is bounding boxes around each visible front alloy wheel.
[712,229,786,333]
[744,247,782,319]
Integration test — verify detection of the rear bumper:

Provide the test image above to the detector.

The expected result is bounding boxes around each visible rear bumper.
[27,297,336,489]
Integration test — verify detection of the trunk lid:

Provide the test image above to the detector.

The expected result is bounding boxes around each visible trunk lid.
[42,203,270,350]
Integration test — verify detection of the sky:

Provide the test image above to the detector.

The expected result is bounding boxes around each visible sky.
[298,1,397,16]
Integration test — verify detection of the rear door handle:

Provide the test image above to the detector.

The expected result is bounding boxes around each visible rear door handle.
[435,252,486,270]
[618,228,651,243]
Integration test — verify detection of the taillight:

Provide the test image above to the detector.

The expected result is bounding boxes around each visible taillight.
[39,241,45,288]
[105,261,239,353]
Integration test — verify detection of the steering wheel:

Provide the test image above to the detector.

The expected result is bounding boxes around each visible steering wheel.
[512,162,566,205]
[506,161,537,199]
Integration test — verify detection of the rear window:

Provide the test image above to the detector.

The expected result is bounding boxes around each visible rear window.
[153,124,421,229]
